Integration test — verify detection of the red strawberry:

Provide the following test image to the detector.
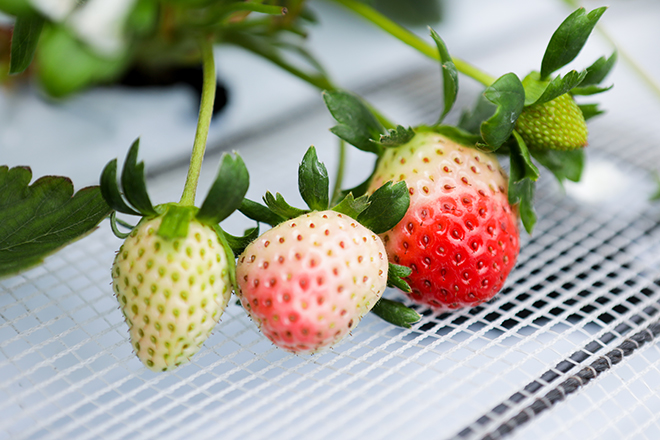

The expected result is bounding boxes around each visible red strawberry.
[236,210,388,353]
[368,131,520,311]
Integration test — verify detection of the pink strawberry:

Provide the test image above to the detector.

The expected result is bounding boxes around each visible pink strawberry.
[235,210,388,353]
[368,131,520,311]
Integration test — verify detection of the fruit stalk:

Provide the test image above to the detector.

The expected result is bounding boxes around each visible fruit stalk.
[331,0,496,87]
[180,37,217,206]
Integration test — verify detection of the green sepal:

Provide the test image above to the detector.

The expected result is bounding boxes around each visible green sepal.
[509,132,538,234]
[540,7,607,79]
[0,0,33,16]
[371,297,420,329]
[331,193,370,219]
[522,70,586,106]
[9,13,44,75]
[578,103,604,120]
[109,211,132,239]
[100,158,141,216]
[386,262,412,293]
[650,172,660,202]
[376,125,415,147]
[429,27,458,124]
[531,148,584,186]
[479,73,525,151]
[323,89,384,156]
[157,204,196,240]
[221,226,259,256]
[356,181,410,235]
[263,192,308,220]
[458,94,497,135]
[298,146,329,211]
[576,51,617,89]
[570,84,613,96]
[333,167,378,202]
[213,225,238,293]
[0,166,112,278]
[239,198,287,227]
[427,125,482,148]
[121,138,157,216]
[197,152,250,225]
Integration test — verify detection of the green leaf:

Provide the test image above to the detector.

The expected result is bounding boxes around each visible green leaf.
[331,193,370,219]
[298,146,329,211]
[323,90,384,155]
[239,198,286,227]
[540,7,607,79]
[157,205,196,240]
[100,158,141,216]
[570,84,613,96]
[221,226,259,256]
[458,94,496,135]
[387,262,412,293]
[121,138,157,216]
[578,103,604,120]
[371,297,420,329]
[429,27,458,123]
[213,225,237,292]
[197,152,250,225]
[480,73,525,151]
[578,51,617,87]
[524,70,587,106]
[430,125,482,147]
[334,167,379,201]
[377,125,415,147]
[531,148,584,185]
[357,181,410,234]
[651,172,660,202]
[508,132,538,233]
[263,192,308,220]
[0,167,111,278]
[0,0,32,16]
[109,211,132,239]
[9,13,44,74]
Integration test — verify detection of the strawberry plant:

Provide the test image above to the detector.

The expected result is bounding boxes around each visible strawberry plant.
[0,2,619,369]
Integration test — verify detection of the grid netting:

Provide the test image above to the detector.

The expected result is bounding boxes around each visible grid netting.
[2,65,660,440]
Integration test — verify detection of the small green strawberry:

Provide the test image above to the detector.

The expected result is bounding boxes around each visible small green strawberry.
[101,140,249,371]
[515,93,588,151]
[112,214,231,371]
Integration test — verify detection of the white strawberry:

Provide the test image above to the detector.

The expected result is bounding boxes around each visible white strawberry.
[235,210,389,354]
[111,215,232,371]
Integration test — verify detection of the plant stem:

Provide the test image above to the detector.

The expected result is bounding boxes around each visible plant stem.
[180,37,217,206]
[331,0,496,87]
[331,139,347,203]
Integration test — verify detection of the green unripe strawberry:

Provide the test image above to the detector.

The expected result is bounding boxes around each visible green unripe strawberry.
[515,93,588,151]
[111,215,232,372]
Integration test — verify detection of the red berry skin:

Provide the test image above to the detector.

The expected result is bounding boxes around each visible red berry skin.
[368,132,520,311]
[236,210,388,354]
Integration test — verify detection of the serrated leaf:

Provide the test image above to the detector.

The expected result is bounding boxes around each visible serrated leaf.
[221,226,259,256]
[371,297,420,328]
[298,146,329,211]
[157,204,195,240]
[0,166,111,278]
[323,90,384,155]
[386,262,412,293]
[377,125,415,147]
[121,138,157,216]
[263,192,308,220]
[239,198,286,227]
[508,132,538,233]
[197,152,250,225]
[331,193,370,219]
[540,7,607,79]
[531,148,584,185]
[357,181,410,234]
[430,27,458,123]
[100,158,141,216]
[9,13,44,74]
[480,73,525,151]
[570,84,613,96]
[579,51,617,87]
[524,70,587,106]
[578,103,604,120]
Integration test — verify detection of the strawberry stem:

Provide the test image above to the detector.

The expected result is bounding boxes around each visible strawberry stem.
[331,139,347,203]
[180,37,217,206]
[331,0,496,87]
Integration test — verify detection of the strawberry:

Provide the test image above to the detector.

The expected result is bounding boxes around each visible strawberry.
[236,209,389,354]
[367,131,520,311]
[111,214,232,371]
[515,93,588,151]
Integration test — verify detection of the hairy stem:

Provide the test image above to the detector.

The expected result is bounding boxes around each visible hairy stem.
[331,0,496,87]
[180,37,217,206]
